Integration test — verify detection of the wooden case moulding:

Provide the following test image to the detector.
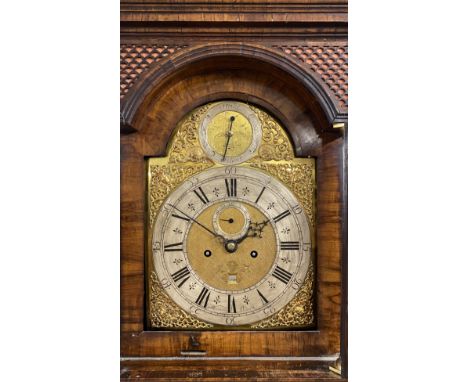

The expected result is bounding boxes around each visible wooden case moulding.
[120,2,347,379]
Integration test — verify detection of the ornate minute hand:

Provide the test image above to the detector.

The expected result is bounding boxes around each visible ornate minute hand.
[168,204,226,243]
[222,116,235,161]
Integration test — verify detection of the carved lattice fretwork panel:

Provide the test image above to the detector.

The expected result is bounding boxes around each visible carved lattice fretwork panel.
[274,45,348,109]
[120,44,187,97]
[120,43,348,109]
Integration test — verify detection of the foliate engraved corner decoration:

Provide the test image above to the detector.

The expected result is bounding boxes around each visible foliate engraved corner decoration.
[249,162,316,224]
[120,44,187,98]
[150,271,213,329]
[149,164,212,227]
[275,45,348,109]
[251,266,314,329]
[250,106,294,161]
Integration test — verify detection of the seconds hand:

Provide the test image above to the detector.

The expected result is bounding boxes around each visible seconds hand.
[222,115,235,161]
[168,203,225,243]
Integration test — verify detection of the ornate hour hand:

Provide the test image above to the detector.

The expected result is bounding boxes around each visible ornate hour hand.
[233,219,270,246]
[222,115,235,161]
[168,204,226,244]
[247,219,270,238]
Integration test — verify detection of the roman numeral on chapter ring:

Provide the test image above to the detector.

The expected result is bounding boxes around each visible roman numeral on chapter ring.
[171,213,189,221]
[272,266,293,284]
[193,187,209,204]
[273,210,291,223]
[228,294,236,313]
[255,186,266,204]
[257,289,269,305]
[164,242,183,252]
[195,287,210,307]
[225,178,237,197]
[171,266,190,288]
[280,241,300,250]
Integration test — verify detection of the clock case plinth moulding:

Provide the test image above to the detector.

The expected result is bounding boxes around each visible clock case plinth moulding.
[147,101,316,330]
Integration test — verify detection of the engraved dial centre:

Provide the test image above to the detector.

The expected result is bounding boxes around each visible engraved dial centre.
[187,202,277,292]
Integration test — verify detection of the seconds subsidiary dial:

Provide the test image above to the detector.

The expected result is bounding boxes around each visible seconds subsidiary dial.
[199,101,262,164]
[152,166,311,326]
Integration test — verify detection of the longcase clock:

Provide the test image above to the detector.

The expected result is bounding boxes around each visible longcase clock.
[120,3,347,377]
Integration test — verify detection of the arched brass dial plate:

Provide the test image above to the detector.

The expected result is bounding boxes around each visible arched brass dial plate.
[147,100,316,330]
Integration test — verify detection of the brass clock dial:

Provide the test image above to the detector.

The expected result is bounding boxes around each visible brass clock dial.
[199,101,262,164]
[152,166,311,326]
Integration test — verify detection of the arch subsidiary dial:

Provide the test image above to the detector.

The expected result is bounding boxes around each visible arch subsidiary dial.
[199,101,262,164]
[152,166,311,326]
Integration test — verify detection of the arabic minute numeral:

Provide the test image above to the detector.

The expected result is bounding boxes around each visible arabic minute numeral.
[293,205,303,214]
[292,279,302,290]
[224,166,237,175]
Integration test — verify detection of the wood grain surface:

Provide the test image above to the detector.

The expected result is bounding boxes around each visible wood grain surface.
[121,1,347,379]
[121,358,346,381]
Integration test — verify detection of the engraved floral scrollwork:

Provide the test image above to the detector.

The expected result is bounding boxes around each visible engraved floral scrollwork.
[149,163,213,227]
[150,271,213,329]
[250,107,294,161]
[248,162,316,224]
[168,105,212,164]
